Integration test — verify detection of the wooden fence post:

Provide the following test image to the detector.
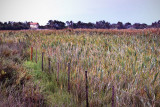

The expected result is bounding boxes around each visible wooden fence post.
[42,52,44,71]
[36,48,37,63]
[85,71,89,107]
[57,62,59,84]
[112,85,115,107]
[48,57,51,73]
[68,63,71,93]
[30,47,33,61]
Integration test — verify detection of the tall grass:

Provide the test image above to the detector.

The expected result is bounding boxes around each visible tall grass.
[0,29,160,106]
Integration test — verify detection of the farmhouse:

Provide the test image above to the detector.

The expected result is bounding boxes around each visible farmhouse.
[30,22,39,29]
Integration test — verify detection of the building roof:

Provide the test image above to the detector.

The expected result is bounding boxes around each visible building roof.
[30,22,39,25]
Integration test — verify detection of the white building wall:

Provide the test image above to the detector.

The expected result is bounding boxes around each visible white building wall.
[30,25,38,29]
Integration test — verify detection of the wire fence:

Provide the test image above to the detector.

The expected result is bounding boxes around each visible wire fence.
[29,46,160,107]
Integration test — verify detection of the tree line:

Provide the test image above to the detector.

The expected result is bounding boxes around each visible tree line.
[0,20,160,30]
[0,21,30,30]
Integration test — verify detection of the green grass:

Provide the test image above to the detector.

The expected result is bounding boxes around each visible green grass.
[24,61,76,106]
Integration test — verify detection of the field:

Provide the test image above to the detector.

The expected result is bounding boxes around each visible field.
[0,29,160,107]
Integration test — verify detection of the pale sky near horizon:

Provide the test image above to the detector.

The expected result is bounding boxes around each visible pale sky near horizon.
[0,0,160,25]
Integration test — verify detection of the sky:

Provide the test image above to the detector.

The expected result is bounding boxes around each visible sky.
[0,0,160,25]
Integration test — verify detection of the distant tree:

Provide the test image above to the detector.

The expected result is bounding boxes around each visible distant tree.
[140,23,147,29]
[151,20,160,28]
[153,20,160,28]
[3,22,8,30]
[47,20,54,29]
[158,20,160,27]
[0,20,159,30]
[66,21,73,28]
[66,21,70,28]
[133,23,141,29]
[77,21,83,28]
[47,20,65,29]
[96,20,106,29]
[124,22,132,29]
[151,22,156,28]
[0,22,4,30]
[72,23,77,29]
[110,23,118,29]
[105,22,111,29]
[87,22,95,29]
[117,22,124,29]
[39,25,46,29]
